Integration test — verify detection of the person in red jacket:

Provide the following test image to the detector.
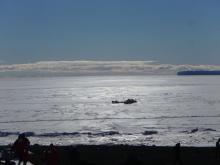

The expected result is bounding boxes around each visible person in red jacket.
[12,133,30,165]
[44,144,60,165]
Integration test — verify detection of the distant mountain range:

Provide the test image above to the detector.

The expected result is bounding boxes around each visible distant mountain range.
[177,70,220,75]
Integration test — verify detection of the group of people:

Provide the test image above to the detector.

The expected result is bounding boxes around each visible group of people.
[11,133,59,165]
[3,134,220,165]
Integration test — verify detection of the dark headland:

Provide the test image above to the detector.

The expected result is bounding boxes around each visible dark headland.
[177,70,220,75]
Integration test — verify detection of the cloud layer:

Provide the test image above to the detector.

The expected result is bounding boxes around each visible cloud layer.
[0,61,220,77]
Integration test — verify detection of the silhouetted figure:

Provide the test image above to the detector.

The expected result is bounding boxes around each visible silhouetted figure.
[12,133,30,165]
[44,144,60,165]
[216,138,220,162]
[174,143,182,165]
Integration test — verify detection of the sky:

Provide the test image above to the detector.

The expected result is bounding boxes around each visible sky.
[0,0,220,65]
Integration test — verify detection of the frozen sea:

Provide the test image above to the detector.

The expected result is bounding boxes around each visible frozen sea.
[0,75,220,146]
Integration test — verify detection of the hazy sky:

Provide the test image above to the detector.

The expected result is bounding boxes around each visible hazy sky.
[0,0,220,64]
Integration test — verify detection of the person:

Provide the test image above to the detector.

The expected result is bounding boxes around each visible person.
[216,138,220,162]
[12,133,30,165]
[44,144,60,165]
[174,143,182,165]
